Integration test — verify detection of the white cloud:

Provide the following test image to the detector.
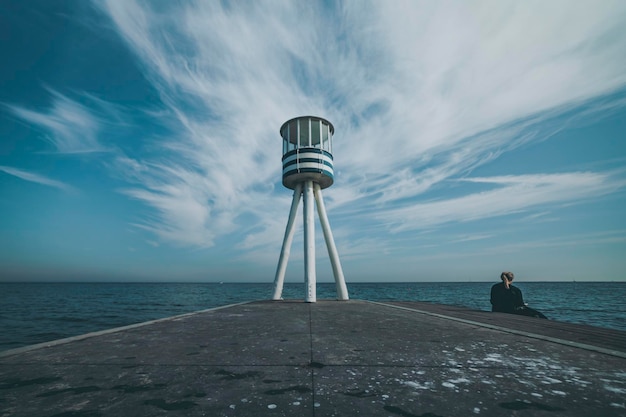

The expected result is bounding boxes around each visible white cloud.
[380,172,626,232]
[0,165,76,193]
[364,0,626,143]
[94,0,626,250]
[6,90,107,154]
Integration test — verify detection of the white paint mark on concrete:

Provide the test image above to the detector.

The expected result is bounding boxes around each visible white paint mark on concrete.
[605,385,626,394]
[449,378,471,384]
[567,378,591,386]
[485,354,502,363]
[541,377,563,385]
[403,381,432,390]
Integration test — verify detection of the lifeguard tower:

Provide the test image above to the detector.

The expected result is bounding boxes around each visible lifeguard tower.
[272,116,349,302]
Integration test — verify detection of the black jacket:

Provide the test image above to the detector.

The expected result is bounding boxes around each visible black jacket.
[490,282,525,313]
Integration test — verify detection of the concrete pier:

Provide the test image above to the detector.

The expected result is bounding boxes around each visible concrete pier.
[1,300,625,416]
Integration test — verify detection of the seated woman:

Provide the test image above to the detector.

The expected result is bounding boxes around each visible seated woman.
[490,272,547,319]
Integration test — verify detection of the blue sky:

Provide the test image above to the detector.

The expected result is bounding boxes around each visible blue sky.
[1,1,625,283]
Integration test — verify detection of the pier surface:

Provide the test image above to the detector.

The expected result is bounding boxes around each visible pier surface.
[1,300,625,417]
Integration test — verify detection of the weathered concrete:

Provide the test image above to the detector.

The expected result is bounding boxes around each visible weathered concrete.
[1,300,625,417]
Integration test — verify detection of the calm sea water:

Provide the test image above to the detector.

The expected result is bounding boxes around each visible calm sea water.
[0,282,624,352]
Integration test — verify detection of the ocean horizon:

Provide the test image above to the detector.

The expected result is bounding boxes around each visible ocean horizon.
[1,281,624,352]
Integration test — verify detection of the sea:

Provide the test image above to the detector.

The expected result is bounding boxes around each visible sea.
[1,281,624,353]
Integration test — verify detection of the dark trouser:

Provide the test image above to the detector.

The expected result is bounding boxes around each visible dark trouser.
[514,306,548,319]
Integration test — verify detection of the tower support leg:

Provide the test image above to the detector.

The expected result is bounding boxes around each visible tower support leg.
[314,183,349,300]
[272,183,303,300]
[303,180,316,302]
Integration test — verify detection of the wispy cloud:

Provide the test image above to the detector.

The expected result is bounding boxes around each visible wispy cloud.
[0,165,76,193]
[94,0,626,250]
[6,90,107,154]
[381,171,626,232]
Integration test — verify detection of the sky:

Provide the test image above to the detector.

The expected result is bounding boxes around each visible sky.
[1,0,625,284]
